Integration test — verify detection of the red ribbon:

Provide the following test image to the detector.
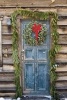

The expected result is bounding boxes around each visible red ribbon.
[32,23,42,40]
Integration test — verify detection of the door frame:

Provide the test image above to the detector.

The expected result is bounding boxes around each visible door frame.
[16,17,51,94]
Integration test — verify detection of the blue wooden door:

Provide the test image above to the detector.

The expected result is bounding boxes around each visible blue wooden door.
[22,20,50,95]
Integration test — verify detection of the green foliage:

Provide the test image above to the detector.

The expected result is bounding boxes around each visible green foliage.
[11,9,59,99]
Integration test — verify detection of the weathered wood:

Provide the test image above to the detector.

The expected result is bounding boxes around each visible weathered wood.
[57,72,67,76]
[0,20,2,66]
[0,93,15,97]
[3,65,14,71]
[56,81,67,91]
[57,28,67,35]
[56,86,67,90]
[56,54,67,63]
[3,48,12,54]
[0,0,66,7]
[58,8,67,16]
[3,45,12,52]
[2,25,11,33]
[2,35,12,45]
[0,78,14,82]
[57,91,67,98]
[3,57,13,64]
[2,32,12,35]
[3,35,12,40]
[0,84,15,88]
[2,40,12,44]
[56,82,67,89]
[58,35,67,44]
[56,66,67,72]
[57,76,67,81]
[58,45,67,53]
[57,19,67,25]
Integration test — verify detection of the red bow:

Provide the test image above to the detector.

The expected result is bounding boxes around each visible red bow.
[32,23,42,40]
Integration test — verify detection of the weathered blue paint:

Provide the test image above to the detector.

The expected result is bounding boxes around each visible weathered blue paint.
[21,20,50,95]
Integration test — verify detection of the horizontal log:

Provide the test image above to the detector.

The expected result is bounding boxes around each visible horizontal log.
[2,40,12,44]
[58,8,67,16]
[56,66,67,72]
[0,0,66,7]
[0,84,15,88]
[57,72,67,76]
[56,54,67,63]
[0,75,14,79]
[0,93,15,97]
[2,32,12,35]
[3,35,12,40]
[57,28,67,34]
[58,35,67,44]
[58,13,67,17]
[57,19,67,25]
[3,65,14,71]
[2,44,12,52]
[0,74,14,77]
[57,76,67,81]
[3,47,12,54]
[58,45,67,53]
[0,73,14,77]
[56,82,67,87]
[3,57,13,64]
[2,26,11,33]
[57,91,67,98]
[56,86,67,90]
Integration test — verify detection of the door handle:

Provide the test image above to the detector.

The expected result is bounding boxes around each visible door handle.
[22,50,24,52]
[21,50,25,59]
[21,50,25,54]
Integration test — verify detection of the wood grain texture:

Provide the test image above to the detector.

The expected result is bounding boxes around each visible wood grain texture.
[57,19,67,25]
[58,35,67,44]
[56,66,67,72]
[3,65,14,71]
[0,0,66,7]
[58,45,67,53]
[56,54,67,63]
[57,28,67,35]
[0,21,2,66]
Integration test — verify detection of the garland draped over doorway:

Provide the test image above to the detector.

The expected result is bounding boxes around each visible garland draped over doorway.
[11,9,59,99]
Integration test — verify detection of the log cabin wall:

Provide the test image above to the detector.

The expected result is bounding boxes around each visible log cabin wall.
[0,0,66,98]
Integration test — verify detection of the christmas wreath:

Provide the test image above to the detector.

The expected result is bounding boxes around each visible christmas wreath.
[23,21,47,45]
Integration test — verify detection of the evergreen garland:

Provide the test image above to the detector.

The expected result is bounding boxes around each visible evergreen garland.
[11,9,59,99]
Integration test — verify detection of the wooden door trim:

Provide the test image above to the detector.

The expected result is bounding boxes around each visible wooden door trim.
[0,17,3,67]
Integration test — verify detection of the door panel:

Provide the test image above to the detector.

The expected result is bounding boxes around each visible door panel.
[37,47,47,60]
[25,63,34,90]
[25,47,35,60]
[37,63,46,90]
[21,20,50,95]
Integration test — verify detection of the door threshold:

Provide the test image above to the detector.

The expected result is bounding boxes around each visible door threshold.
[22,95,52,99]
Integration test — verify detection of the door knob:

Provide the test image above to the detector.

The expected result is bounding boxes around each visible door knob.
[21,50,24,53]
